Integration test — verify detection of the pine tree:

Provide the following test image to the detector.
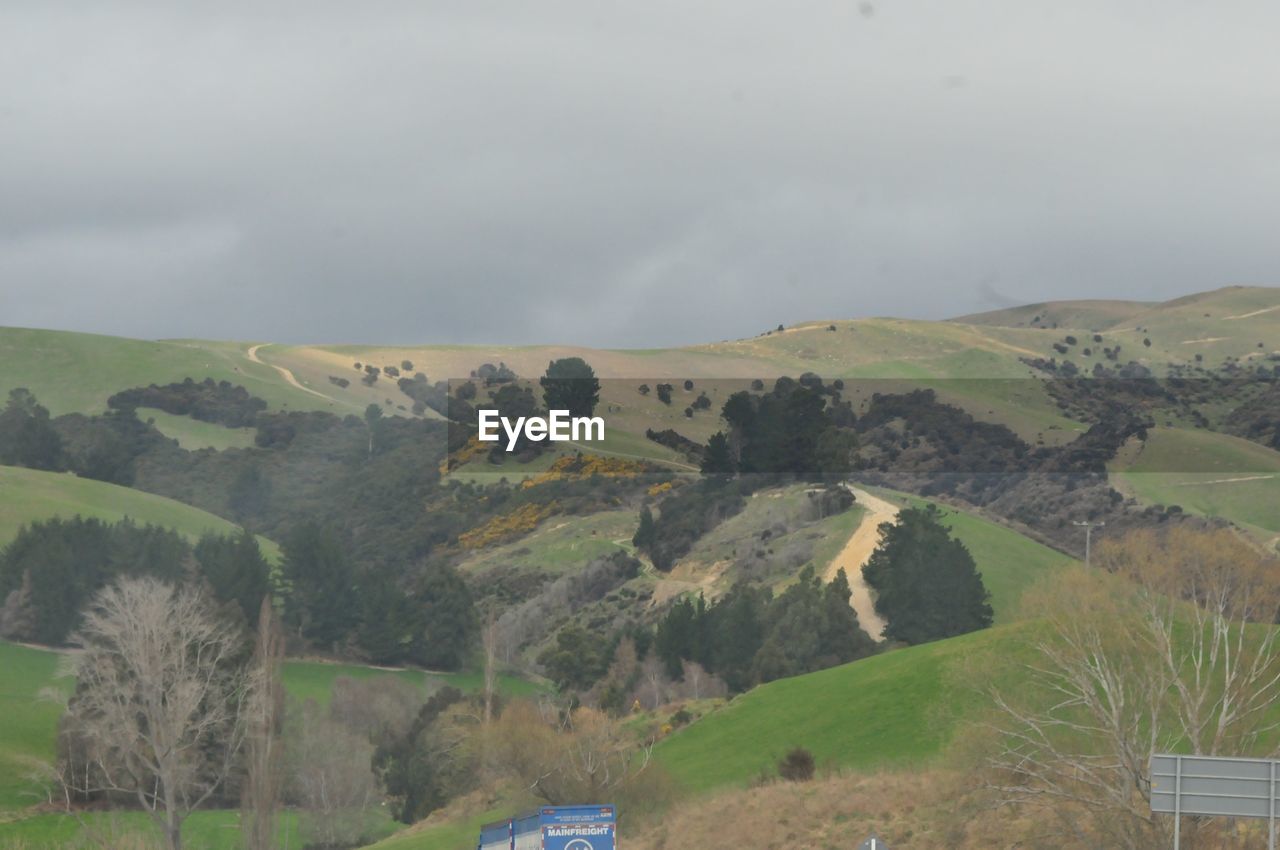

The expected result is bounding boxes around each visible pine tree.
[281,524,359,648]
[701,432,735,474]
[632,506,656,551]
[864,505,993,644]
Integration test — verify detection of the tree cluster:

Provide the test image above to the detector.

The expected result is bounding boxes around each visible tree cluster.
[107,377,268,427]
[0,517,269,644]
[652,568,876,692]
[709,377,856,476]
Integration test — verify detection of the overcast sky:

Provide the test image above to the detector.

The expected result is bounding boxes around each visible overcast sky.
[1,2,1277,347]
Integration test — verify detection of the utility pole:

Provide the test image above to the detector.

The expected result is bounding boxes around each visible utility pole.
[1073,520,1105,567]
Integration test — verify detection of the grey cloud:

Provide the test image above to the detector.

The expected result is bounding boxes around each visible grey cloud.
[1,1,1278,346]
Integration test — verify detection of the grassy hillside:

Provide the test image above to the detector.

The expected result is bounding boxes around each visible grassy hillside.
[0,465,279,559]
[9,287,1279,475]
[0,328,346,416]
[1110,426,1280,536]
[654,623,1035,792]
[0,642,71,811]
[876,490,1077,623]
[456,508,639,577]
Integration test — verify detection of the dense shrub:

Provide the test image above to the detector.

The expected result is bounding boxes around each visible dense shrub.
[778,747,816,782]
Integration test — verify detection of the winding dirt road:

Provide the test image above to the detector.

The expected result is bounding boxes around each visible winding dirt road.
[824,487,898,641]
[246,343,332,400]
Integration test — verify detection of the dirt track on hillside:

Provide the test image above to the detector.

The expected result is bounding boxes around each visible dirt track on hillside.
[246,343,332,400]
[824,487,898,641]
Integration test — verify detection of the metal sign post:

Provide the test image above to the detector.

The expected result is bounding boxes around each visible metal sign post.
[1151,754,1280,850]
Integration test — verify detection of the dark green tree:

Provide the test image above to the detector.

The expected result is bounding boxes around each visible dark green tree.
[701,432,735,474]
[194,529,271,626]
[0,388,62,470]
[281,524,359,648]
[863,504,993,645]
[373,686,467,823]
[538,625,611,691]
[540,357,600,418]
[632,506,656,550]
[409,563,477,671]
[358,576,420,665]
[227,463,271,525]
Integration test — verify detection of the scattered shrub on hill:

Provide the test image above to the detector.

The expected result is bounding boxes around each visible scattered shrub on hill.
[108,377,267,427]
[656,383,674,405]
[638,383,651,395]
[328,375,350,388]
[777,747,816,782]
[401,360,414,371]
[646,427,705,463]
[384,365,400,378]
[473,362,517,384]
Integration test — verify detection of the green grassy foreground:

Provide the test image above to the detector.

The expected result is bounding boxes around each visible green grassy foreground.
[653,622,1034,792]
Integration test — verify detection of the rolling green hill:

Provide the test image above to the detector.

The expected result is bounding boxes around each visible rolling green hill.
[653,623,1033,792]
[0,464,279,559]
[8,287,1280,476]
[1110,426,1280,537]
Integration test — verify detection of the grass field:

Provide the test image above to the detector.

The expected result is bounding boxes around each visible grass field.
[140,408,257,451]
[1110,427,1280,536]
[0,642,72,811]
[0,328,344,417]
[281,658,547,706]
[653,622,1035,792]
[0,465,279,560]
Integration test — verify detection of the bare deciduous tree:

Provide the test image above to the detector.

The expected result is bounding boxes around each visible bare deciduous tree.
[482,605,500,726]
[59,577,250,850]
[241,596,284,850]
[988,529,1280,849]
[484,698,657,806]
[286,699,379,849]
